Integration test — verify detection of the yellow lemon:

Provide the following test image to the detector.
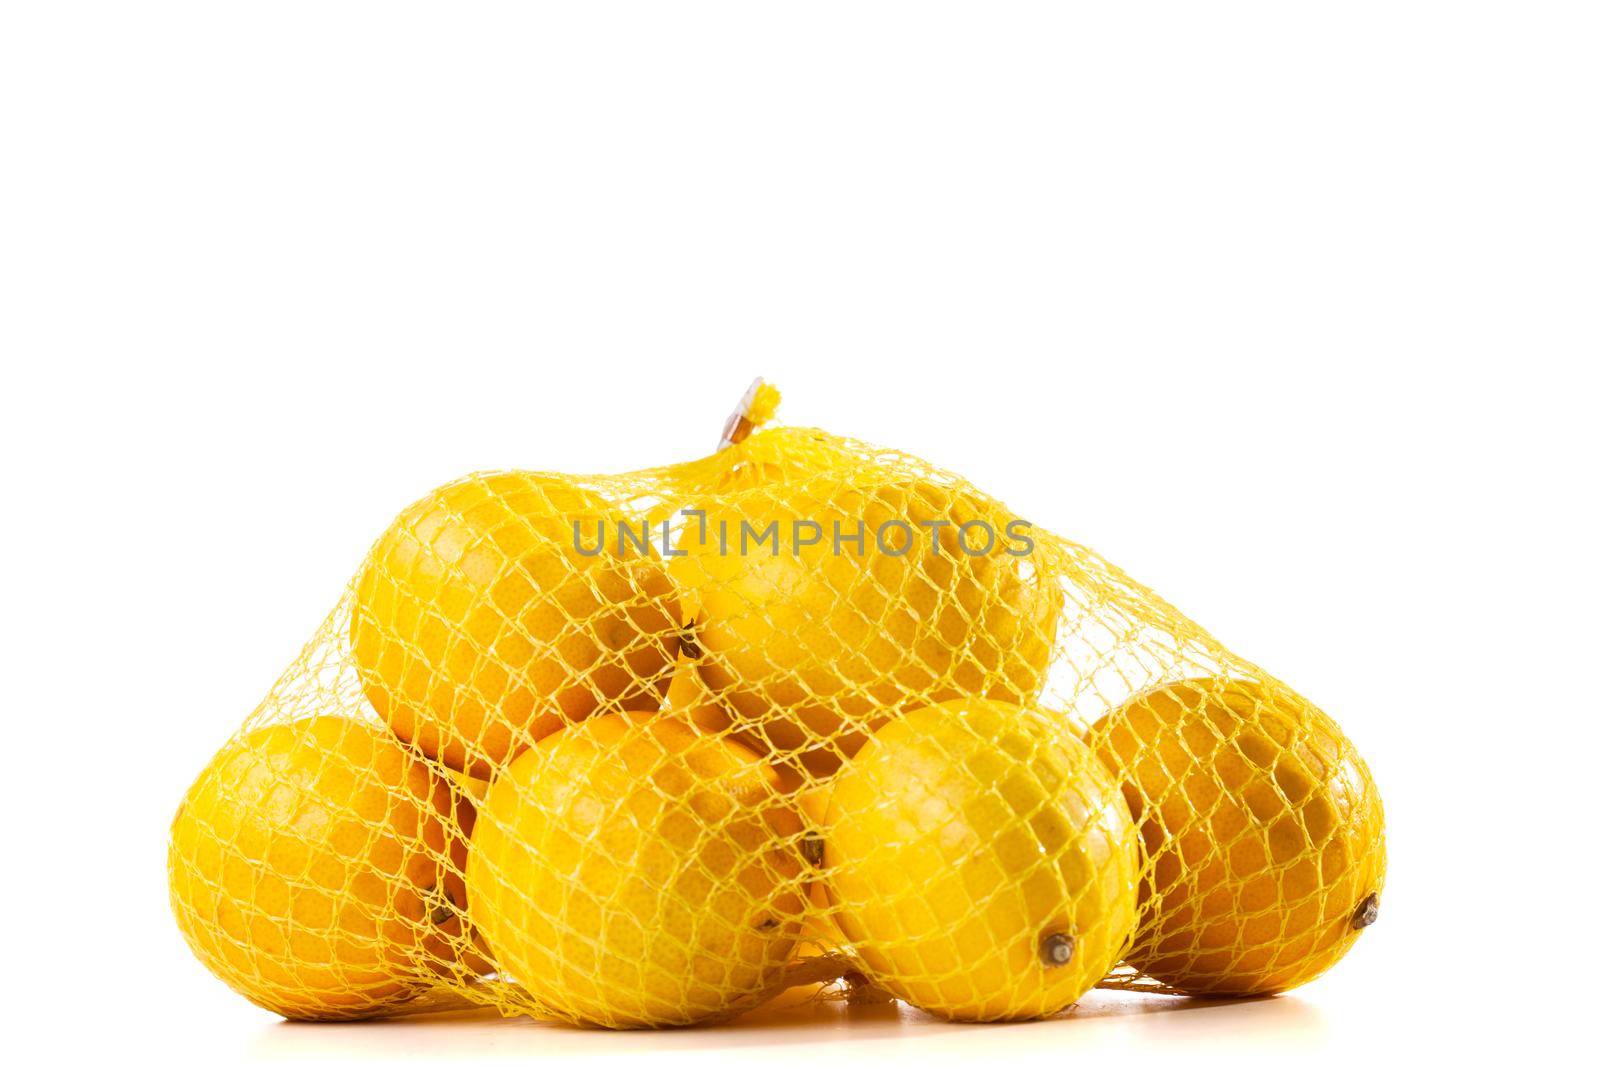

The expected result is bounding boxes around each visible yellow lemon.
[710,424,860,492]
[671,478,1061,775]
[351,471,680,776]
[650,384,853,497]
[660,651,738,737]
[823,700,1139,1022]
[1088,677,1386,996]
[466,713,807,1028]
[168,717,471,1019]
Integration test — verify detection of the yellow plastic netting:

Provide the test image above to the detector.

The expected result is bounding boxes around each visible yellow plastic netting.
[168,381,1385,1027]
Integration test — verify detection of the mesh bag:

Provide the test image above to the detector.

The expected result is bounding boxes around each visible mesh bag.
[168,381,1386,1027]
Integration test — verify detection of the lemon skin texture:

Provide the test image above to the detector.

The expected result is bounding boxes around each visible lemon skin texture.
[824,699,1139,1021]
[1089,677,1386,996]
[351,471,680,777]
[466,713,807,1028]
[168,717,466,1019]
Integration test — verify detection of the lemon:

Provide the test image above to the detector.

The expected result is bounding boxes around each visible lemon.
[168,717,471,1019]
[710,424,860,492]
[823,699,1139,1021]
[671,477,1061,775]
[466,713,807,1028]
[351,471,680,776]
[650,384,852,496]
[660,651,738,738]
[1088,677,1386,996]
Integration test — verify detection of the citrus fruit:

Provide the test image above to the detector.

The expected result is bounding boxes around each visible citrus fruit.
[168,716,470,1019]
[1088,676,1386,996]
[660,651,737,737]
[466,712,807,1028]
[351,471,681,776]
[710,424,859,492]
[671,477,1061,774]
[651,384,853,496]
[823,699,1139,1021]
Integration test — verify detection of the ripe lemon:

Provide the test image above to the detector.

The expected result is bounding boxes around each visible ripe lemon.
[661,651,738,737]
[711,425,859,492]
[168,716,471,1019]
[466,712,807,1028]
[650,384,852,496]
[823,699,1139,1022]
[671,478,1061,775]
[1088,677,1386,996]
[351,471,681,776]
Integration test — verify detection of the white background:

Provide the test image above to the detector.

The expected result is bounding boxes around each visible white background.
[3,3,1596,1064]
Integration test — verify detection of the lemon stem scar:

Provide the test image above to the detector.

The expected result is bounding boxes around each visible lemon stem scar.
[1040,932,1076,968]
[801,833,824,867]
[1351,893,1380,930]
[423,881,455,925]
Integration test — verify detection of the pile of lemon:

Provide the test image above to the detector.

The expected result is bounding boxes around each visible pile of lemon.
[169,383,1385,1029]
